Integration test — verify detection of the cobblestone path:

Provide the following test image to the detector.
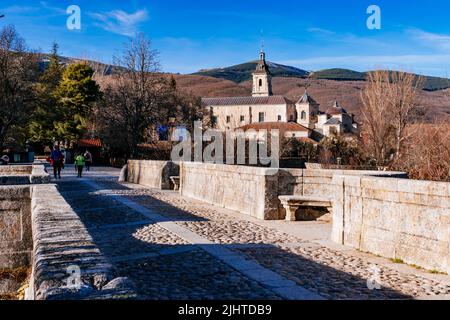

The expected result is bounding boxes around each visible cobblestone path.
[56,169,450,300]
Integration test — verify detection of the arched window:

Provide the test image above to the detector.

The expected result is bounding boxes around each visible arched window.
[301,111,307,120]
[259,79,263,87]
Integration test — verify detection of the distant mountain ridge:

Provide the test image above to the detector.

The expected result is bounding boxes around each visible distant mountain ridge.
[41,54,450,92]
[192,61,309,83]
[34,54,450,122]
[310,68,450,91]
[194,62,450,92]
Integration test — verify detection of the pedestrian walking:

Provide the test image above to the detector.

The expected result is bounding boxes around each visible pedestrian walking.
[84,150,92,172]
[50,146,64,179]
[75,153,85,178]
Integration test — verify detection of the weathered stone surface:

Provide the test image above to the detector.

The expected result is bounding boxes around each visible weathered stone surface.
[30,164,51,184]
[30,184,136,300]
[180,162,281,220]
[332,175,450,274]
[0,164,50,185]
[127,160,179,190]
[0,165,32,174]
[110,175,450,300]
[177,162,406,221]
[118,165,128,182]
[0,186,32,269]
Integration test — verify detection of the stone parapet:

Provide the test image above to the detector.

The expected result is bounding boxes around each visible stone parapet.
[0,164,50,185]
[127,160,179,190]
[30,164,51,184]
[29,185,136,300]
[180,162,280,220]
[332,175,450,274]
[0,186,32,268]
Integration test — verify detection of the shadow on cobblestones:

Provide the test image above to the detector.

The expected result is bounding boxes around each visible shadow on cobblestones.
[54,178,416,300]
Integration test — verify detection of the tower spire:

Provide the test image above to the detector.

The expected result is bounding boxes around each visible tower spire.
[252,40,272,97]
[259,30,266,61]
[260,29,265,53]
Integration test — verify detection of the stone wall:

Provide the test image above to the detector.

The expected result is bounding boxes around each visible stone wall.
[176,162,408,221]
[0,164,50,185]
[0,166,32,174]
[29,185,136,300]
[331,175,450,274]
[0,186,32,268]
[180,162,280,220]
[127,160,179,190]
[277,169,407,217]
[30,164,51,184]
[1,166,135,299]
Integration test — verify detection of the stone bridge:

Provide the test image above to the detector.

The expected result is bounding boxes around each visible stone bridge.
[1,163,450,300]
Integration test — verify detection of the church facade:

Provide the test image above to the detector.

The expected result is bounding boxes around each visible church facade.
[202,50,358,141]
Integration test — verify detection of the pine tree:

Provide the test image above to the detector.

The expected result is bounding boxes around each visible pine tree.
[54,62,101,144]
[29,42,64,145]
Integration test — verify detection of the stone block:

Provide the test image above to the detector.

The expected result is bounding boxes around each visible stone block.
[127,160,179,190]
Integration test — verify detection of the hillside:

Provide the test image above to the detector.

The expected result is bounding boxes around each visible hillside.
[51,55,450,123]
[308,68,450,91]
[309,69,366,81]
[193,61,309,83]
[195,62,450,92]
[174,75,450,123]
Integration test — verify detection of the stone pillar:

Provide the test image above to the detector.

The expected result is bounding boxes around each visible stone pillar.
[331,175,345,244]
[283,203,299,221]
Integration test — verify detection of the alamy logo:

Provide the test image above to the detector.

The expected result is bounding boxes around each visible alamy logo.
[66,265,82,289]
[367,5,381,30]
[66,5,81,30]
[367,265,382,290]
[171,121,280,168]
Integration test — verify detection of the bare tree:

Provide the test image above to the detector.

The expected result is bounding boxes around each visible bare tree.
[396,123,450,181]
[95,34,206,159]
[97,34,166,158]
[0,25,37,148]
[389,71,423,160]
[360,70,422,165]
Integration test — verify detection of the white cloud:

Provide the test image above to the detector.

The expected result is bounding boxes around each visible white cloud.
[90,9,149,37]
[307,27,335,36]
[408,28,450,51]
[39,1,66,15]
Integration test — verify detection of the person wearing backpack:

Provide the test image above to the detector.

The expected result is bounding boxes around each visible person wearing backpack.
[84,150,93,172]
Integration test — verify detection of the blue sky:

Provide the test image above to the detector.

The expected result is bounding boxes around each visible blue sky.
[2,0,450,77]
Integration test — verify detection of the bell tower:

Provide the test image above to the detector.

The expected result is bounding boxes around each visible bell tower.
[252,49,273,97]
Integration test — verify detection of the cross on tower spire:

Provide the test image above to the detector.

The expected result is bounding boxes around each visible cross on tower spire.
[260,29,265,53]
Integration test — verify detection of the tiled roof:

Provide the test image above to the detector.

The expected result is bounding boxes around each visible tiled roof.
[77,139,102,148]
[297,91,319,105]
[324,118,342,125]
[326,100,348,115]
[237,122,310,132]
[202,95,294,107]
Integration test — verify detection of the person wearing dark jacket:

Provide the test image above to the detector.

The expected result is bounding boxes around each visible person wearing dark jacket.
[50,146,64,179]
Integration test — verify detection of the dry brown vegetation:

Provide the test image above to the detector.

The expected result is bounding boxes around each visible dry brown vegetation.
[168,75,450,123]
[0,267,29,300]
[96,73,450,124]
[361,70,423,165]
[392,124,450,181]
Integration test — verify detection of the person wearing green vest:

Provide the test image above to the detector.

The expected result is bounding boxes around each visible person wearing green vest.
[75,153,85,178]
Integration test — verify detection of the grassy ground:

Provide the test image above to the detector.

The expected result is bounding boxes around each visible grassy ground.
[0,267,30,300]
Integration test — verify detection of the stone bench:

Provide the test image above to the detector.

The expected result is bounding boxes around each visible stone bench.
[170,176,180,191]
[279,196,333,222]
